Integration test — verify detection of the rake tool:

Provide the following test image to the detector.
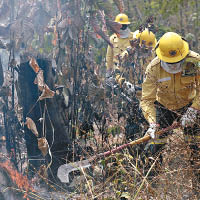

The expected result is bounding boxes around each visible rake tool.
[57,122,180,183]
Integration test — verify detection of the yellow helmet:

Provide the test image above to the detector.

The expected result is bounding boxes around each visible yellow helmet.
[114,13,131,24]
[134,29,157,48]
[156,32,189,63]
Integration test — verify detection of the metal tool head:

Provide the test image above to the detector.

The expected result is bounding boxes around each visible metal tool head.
[57,159,91,183]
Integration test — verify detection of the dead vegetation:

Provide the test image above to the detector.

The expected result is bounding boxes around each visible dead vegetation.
[0,0,199,199]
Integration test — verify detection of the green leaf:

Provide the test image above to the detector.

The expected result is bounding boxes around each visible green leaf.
[100,159,106,168]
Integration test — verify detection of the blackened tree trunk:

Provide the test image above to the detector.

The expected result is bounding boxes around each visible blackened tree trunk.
[17,58,72,181]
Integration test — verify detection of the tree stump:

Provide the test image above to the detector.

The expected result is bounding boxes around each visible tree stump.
[17,57,72,181]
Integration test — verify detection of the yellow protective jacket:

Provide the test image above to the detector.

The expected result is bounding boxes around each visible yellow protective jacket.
[106,32,134,71]
[140,51,200,123]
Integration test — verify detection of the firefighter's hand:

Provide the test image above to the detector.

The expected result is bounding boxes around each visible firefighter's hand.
[120,47,134,60]
[181,107,198,127]
[120,50,129,60]
[146,123,158,139]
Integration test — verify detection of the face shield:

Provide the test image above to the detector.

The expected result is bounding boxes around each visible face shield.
[161,60,184,74]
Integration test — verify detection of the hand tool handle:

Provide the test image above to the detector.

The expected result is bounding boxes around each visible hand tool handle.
[93,122,180,159]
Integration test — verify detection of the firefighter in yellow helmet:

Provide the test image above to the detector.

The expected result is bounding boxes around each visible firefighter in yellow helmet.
[120,28,157,68]
[122,28,157,56]
[105,14,147,143]
[105,14,133,81]
[140,32,200,192]
[135,28,157,48]
[117,28,157,96]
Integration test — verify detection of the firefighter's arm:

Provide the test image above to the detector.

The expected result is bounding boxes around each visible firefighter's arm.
[180,53,200,127]
[182,77,200,127]
[191,54,200,110]
[106,44,114,71]
[191,75,200,110]
[140,64,157,123]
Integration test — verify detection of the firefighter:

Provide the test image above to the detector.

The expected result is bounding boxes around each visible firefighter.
[121,28,157,64]
[116,29,157,142]
[140,32,200,193]
[105,13,133,83]
[119,28,157,87]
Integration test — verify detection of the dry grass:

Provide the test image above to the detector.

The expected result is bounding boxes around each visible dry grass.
[62,127,200,200]
[1,103,200,200]
[1,127,199,200]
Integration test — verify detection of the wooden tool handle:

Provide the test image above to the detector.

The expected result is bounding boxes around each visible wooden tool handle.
[95,122,180,159]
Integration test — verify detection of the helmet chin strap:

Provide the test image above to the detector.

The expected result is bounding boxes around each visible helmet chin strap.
[161,60,184,74]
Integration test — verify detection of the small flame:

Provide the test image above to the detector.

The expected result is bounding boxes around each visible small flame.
[0,160,35,199]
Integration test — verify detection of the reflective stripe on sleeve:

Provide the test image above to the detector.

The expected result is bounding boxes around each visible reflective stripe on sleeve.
[157,77,171,82]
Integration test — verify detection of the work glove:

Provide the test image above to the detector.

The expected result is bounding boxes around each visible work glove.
[123,81,135,95]
[181,107,199,127]
[115,74,135,95]
[146,123,158,139]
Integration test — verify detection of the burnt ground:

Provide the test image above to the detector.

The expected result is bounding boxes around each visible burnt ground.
[0,128,200,200]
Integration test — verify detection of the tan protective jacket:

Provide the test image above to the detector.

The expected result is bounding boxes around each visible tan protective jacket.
[106,32,134,71]
[140,51,200,123]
